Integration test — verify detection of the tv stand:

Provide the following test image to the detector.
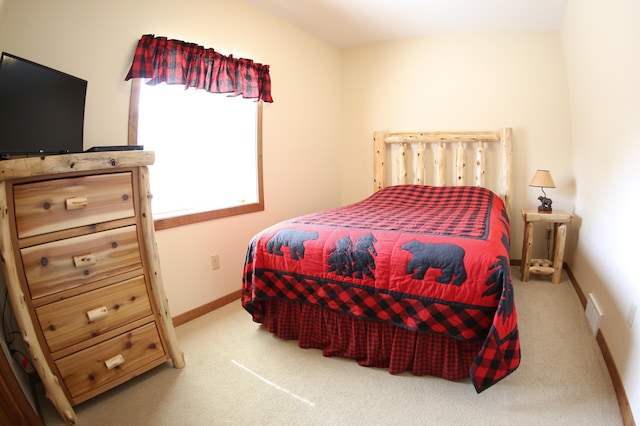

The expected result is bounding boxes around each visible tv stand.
[0,151,184,424]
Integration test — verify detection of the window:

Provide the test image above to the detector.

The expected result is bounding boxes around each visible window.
[128,79,264,230]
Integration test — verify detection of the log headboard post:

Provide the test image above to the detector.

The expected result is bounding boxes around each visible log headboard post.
[373,130,388,192]
[373,128,513,218]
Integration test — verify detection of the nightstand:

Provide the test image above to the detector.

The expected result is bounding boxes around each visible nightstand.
[521,209,572,284]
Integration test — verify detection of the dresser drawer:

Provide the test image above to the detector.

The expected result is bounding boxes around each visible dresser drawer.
[13,172,135,238]
[21,225,142,299]
[36,276,153,354]
[55,323,166,402]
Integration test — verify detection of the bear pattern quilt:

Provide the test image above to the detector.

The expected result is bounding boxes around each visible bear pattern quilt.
[242,184,520,392]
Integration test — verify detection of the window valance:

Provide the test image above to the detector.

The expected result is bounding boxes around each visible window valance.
[125,34,273,102]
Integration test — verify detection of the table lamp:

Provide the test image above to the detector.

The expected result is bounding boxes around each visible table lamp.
[529,169,555,212]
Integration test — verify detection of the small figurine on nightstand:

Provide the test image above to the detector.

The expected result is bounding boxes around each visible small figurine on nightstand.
[537,195,552,212]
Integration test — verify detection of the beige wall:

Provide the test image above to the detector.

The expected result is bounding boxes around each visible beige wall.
[340,32,574,261]
[562,0,640,419]
[0,0,343,315]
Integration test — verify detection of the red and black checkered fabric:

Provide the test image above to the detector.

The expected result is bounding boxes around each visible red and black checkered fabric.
[293,185,493,238]
[125,34,273,102]
[242,185,519,392]
[261,299,483,380]
[251,270,494,340]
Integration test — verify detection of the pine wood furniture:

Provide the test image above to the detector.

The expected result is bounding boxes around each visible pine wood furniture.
[520,208,572,284]
[0,151,185,424]
[243,128,519,393]
[373,128,513,216]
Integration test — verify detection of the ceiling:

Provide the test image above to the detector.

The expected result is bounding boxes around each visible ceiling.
[244,0,568,48]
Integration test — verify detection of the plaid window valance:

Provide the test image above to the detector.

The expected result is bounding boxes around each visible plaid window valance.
[125,34,273,102]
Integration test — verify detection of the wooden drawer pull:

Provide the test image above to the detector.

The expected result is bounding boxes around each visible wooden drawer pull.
[65,196,89,210]
[104,354,125,370]
[86,306,109,322]
[73,254,96,268]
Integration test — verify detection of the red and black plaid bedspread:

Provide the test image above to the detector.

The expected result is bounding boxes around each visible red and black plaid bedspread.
[242,185,520,392]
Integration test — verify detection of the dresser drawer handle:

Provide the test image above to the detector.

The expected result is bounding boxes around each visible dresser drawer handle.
[104,354,125,370]
[73,254,96,268]
[65,196,89,210]
[86,306,109,322]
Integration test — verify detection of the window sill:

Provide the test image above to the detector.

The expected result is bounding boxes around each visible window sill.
[153,201,264,230]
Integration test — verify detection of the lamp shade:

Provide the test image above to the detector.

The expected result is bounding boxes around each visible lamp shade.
[529,170,556,188]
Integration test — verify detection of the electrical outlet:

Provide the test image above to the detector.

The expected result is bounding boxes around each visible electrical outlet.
[210,254,220,270]
[627,302,637,328]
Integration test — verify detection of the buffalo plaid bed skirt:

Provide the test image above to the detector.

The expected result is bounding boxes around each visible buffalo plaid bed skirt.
[259,299,483,381]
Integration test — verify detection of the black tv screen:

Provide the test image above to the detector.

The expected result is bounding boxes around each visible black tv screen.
[0,52,87,157]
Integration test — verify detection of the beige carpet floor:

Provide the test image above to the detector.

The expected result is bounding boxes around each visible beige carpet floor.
[40,274,623,425]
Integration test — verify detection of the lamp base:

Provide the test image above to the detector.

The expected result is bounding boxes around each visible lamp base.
[537,196,553,212]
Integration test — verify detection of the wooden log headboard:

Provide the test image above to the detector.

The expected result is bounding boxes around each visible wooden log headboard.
[373,128,513,216]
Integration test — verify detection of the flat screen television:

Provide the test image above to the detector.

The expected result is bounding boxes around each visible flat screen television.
[0,52,87,158]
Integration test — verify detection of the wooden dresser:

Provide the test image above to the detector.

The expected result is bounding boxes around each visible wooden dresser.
[0,152,185,424]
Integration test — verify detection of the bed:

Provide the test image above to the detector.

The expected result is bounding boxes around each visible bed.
[242,128,519,392]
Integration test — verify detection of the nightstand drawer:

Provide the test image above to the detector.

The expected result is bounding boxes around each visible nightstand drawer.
[13,172,135,238]
[55,323,166,402]
[36,276,153,354]
[21,225,142,299]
